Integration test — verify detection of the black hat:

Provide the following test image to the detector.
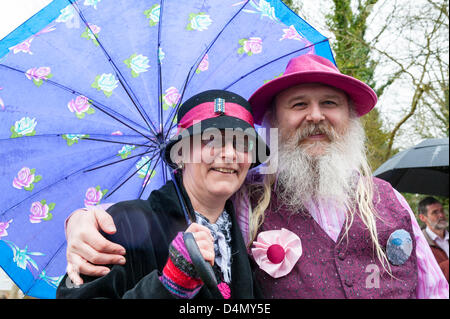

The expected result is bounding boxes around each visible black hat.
[163,90,270,168]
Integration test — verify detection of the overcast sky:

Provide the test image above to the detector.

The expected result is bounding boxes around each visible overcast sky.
[0,0,52,40]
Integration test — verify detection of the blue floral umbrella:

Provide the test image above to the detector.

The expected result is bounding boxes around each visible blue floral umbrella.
[0,0,334,298]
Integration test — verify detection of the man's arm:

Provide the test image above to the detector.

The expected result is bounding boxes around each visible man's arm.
[394,190,449,298]
[65,205,126,285]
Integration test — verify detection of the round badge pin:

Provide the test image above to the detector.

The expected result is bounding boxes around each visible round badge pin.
[386,229,413,266]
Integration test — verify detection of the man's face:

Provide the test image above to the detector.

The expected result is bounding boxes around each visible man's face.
[423,203,448,230]
[273,83,351,156]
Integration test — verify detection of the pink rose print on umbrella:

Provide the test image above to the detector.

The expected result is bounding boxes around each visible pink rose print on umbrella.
[251,228,302,278]
[84,186,108,207]
[25,67,53,87]
[9,24,55,55]
[68,95,95,119]
[0,87,4,110]
[238,37,263,56]
[195,54,209,74]
[12,167,42,191]
[280,25,304,41]
[29,200,55,223]
[0,219,13,238]
[162,87,181,110]
[10,38,34,55]
[81,23,101,46]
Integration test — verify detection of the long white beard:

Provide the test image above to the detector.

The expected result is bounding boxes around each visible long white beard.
[275,118,367,212]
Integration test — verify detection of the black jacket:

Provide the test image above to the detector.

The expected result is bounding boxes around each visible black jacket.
[56,178,261,299]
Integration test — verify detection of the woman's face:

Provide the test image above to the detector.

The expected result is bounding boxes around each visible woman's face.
[181,130,254,201]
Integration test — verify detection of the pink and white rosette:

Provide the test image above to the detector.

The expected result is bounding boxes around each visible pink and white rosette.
[251,228,302,278]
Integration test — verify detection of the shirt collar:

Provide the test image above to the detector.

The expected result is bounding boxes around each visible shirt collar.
[426,226,449,241]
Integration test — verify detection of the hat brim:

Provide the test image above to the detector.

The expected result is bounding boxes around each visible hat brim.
[164,116,270,168]
[249,71,378,125]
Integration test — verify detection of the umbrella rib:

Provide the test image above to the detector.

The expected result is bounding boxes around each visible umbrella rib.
[69,0,157,136]
[222,39,331,90]
[162,63,197,141]
[156,0,165,136]
[104,151,160,200]
[82,136,157,148]
[162,1,250,134]
[84,148,156,173]
[0,63,152,139]
[138,156,162,199]
[24,238,67,295]
[116,76,158,137]
[87,101,157,143]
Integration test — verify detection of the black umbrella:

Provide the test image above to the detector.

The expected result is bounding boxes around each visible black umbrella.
[373,138,449,197]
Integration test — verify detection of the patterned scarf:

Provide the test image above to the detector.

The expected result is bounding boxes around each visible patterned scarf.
[194,210,232,283]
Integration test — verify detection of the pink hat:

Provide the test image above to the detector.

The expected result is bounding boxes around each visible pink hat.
[249,54,378,125]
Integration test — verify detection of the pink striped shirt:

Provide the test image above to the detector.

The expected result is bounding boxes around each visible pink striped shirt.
[304,190,448,299]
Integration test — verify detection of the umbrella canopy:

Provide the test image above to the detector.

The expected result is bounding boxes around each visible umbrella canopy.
[373,138,449,197]
[0,0,335,298]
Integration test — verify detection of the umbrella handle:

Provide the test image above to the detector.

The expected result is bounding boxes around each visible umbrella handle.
[183,232,223,299]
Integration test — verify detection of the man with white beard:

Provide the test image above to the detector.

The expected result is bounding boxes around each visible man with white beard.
[63,54,448,298]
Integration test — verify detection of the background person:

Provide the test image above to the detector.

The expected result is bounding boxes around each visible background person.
[418,197,449,282]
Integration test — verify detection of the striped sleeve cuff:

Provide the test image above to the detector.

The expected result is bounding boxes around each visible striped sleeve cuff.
[159,232,204,298]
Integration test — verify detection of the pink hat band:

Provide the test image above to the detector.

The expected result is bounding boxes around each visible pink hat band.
[248,54,378,125]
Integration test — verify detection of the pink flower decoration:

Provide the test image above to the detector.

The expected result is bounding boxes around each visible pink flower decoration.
[11,38,33,55]
[84,187,103,207]
[68,95,90,113]
[0,219,13,238]
[12,167,35,189]
[251,228,302,278]
[280,25,303,41]
[25,67,51,81]
[111,130,123,135]
[29,201,49,223]
[163,86,181,106]
[88,23,101,35]
[196,54,209,72]
[243,37,263,54]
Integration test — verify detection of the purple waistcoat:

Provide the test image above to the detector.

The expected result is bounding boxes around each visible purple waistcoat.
[253,178,418,299]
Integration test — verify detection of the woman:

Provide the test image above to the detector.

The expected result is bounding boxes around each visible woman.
[56,90,269,299]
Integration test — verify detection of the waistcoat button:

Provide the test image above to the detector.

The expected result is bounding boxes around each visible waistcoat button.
[338,252,345,260]
[345,279,353,287]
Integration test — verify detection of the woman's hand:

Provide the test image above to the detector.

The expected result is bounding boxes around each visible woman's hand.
[185,223,215,266]
[65,206,126,285]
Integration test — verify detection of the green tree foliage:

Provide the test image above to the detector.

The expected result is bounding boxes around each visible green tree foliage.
[325,0,393,170]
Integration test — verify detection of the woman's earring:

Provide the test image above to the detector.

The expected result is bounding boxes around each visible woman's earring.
[178,162,185,170]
